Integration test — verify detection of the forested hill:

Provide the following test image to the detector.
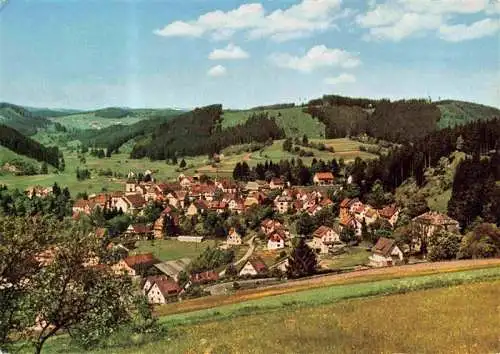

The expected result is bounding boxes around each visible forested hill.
[0,124,62,168]
[130,105,285,160]
[304,95,500,143]
[436,100,500,129]
[0,103,55,135]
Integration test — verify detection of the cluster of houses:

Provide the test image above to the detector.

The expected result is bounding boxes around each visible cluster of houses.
[64,170,467,303]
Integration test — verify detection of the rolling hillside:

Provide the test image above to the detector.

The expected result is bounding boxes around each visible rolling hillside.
[0,103,53,136]
[437,100,500,129]
[49,107,183,130]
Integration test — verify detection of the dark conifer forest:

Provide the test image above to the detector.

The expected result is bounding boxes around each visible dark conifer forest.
[0,124,61,168]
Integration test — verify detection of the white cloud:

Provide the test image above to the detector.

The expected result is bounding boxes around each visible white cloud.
[153,21,204,37]
[207,65,227,77]
[324,73,356,85]
[356,0,499,41]
[439,17,500,41]
[208,44,249,60]
[154,0,345,42]
[270,45,361,72]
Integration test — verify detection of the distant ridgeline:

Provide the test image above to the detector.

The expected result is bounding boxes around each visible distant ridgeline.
[304,95,500,143]
[0,124,62,168]
[130,104,285,160]
[0,102,66,135]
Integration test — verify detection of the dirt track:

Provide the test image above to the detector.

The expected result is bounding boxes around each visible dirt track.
[156,258,500,317]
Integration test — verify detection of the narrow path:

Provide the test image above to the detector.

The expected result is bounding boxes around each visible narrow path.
[219,235,256,276]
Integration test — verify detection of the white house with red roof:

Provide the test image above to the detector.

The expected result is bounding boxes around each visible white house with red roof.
[313,172,335,185]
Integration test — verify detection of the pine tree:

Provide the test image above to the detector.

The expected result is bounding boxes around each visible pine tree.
[286,237,318,279]
[40,162,48,174]
[179,159,186,169]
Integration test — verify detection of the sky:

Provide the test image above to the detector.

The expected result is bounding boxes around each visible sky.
[0,0,499,109]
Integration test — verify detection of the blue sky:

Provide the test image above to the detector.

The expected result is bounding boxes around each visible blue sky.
[0,0,498,109]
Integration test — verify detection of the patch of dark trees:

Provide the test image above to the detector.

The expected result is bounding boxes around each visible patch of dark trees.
[448,156,500,228]
[129,105,285,160]
[0,124,61,168]
[305,96,441,142]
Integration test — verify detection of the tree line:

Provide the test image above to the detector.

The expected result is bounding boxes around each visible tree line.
[0,124,62,168]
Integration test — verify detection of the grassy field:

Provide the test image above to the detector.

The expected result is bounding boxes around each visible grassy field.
[222,107,326,138]
[319,247,371,270]
[0,146,43,171]
[33,268,500,353]
[132,239,217,262]
[49,113,145,130]
[199,139,378,175]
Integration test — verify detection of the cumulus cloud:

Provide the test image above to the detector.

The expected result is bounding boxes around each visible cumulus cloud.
[324,73,356,85]
[207,65,227,77]
[154,0,345,42]
[208,44,249,60]
[270,45,361,72]
[439,17,500,41]
[356,0,499,41]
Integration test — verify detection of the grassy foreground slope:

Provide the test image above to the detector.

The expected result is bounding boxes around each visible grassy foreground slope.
[156,280,500,354]
[37,265,500,353]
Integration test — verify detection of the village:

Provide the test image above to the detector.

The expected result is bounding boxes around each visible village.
[32,168,461,306]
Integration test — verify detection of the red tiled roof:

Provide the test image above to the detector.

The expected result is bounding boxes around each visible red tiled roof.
[124,194,146,208]
[190,271,219,284]
[248,257,268,273]
[269,231,285,242]
[314,172,334,180]
[124,253,158,268]
[340,198,351,208]
[154,277,181,296]
[373,237,397,256]
[320,198,333,207]
[313,226,333,238]
[378,205,399,219]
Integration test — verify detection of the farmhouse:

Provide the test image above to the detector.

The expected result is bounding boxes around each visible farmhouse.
[274,196,293,214]
[114,253,159,276]
[369,237,404,267]
[313,172,335,185]
[227,228,243,246]
[412,212,460,237]
[269,178,285,190]
[125,223,153,239]
[378,204,400,227]
[267,231,286,250]
[143,276,181,304]
[239,257,268,276]
[311,225,342,254]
